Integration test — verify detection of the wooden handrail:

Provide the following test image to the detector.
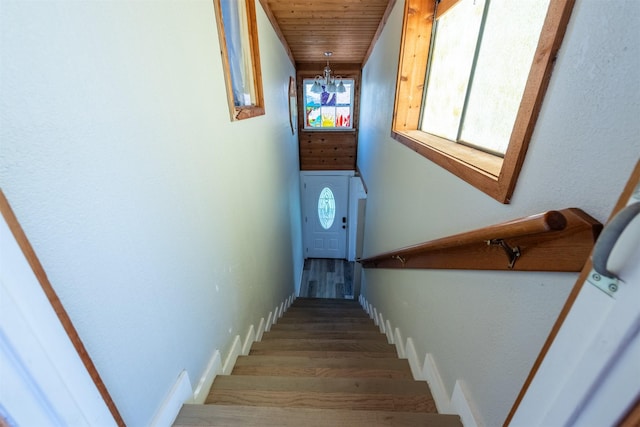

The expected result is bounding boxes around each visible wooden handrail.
[358,208,602,272]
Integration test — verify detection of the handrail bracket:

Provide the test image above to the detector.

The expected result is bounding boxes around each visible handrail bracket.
[487,239,521,269]
[392,255,407,266]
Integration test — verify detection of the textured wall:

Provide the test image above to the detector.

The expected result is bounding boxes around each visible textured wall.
[0,1,302,425]
[358,1,640,426]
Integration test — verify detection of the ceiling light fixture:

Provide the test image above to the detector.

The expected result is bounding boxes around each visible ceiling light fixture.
[311,52,346,94]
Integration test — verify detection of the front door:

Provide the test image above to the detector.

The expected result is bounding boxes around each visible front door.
[302,174,349,259]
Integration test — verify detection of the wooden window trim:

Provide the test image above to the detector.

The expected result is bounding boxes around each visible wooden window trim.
[392,0,575,203]
[213,0,265,121]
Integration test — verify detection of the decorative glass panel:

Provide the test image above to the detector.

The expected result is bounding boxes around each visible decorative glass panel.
[304,79,354,129]
[318,187,336,229]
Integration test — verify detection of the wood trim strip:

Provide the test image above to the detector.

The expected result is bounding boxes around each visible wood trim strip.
[362,0,398,67]
[436,0,461,18]
[0,189,126,427]
[498,0,577,203]
[257,0,295,66]
[503,160,640,426]
[359,208,601,272]
[392,0,434,132]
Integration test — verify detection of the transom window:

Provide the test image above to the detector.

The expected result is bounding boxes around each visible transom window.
[303,78,354,130]
[392,0,575,203]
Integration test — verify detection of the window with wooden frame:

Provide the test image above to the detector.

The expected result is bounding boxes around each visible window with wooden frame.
[392,0,575,203]
[213,0,265,121]
[303,78,355,130]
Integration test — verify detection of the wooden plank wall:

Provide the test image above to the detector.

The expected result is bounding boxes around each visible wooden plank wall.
[297,63,361,171]
[299,131,357,170]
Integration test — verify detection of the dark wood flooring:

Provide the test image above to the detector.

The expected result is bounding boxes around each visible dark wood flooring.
[300,258,354,299]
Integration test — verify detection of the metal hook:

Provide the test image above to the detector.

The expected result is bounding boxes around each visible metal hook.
[487,239,521,269]
[392,255,407,267]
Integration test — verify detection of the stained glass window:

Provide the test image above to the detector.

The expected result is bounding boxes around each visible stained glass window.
[318,187,336,229]
[304,79,354,130]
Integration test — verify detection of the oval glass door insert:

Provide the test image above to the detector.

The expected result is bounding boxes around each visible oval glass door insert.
[318,187,336,229]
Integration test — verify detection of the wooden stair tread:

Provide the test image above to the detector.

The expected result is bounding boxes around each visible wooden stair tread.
[209,375,431,395]
[286,307,368,315]
[232,355,413,379]
[174,404,463,427]
[206,390,436,412]
[251,338,396,353]
[234,355,411,369]
[270,321,379,332]
[277,316,374,324]
[261,330,384,340]
[292,297,360,305]
[248,349,401,358]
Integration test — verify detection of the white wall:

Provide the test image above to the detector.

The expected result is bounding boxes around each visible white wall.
[0,1,303,425]
[358,1,640,426]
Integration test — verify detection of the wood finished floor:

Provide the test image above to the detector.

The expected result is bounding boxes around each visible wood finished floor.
[300,258,354,299]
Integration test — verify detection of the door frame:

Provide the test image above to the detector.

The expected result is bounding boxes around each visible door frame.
[0,190,122,426]
[300,171,366,262]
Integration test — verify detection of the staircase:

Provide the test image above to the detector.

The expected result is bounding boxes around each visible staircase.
[173,298,462,426]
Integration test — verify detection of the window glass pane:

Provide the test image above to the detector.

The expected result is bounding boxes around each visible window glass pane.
[460,0,550,154]
[336,107,351,127]
[421,0,485,140]
[321,107,336,127]
[336,83,351,105]
[220,0,256,107]
[306,106,321,127]
[318,187,336,229]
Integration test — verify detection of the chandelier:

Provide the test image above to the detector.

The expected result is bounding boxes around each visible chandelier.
[311,52,346,94]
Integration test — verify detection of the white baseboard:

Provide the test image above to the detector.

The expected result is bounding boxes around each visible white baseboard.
[265,311,274,332]
[192,350,222,404]
[242,325,256,356]
[222,335,242,375]
[404,337,426,381]
[384,319,394,344]
[452,380,481,427]
[359,296,480,427]
[154,293,296,426]
[394,328,406,359]
[150,370,193,427]
[423,352,452,414]
[256,317,266,342]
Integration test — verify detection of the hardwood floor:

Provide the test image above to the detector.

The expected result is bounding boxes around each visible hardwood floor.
[299,258,354,299]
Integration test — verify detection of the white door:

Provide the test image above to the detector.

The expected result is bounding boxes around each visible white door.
[0,196,117,426]
[511,164,640,426]
[302,174,349,259]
